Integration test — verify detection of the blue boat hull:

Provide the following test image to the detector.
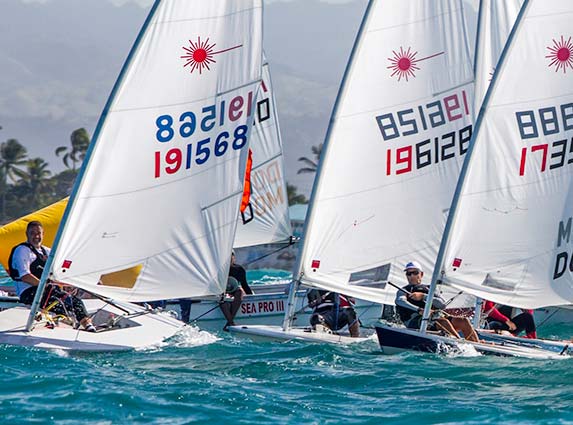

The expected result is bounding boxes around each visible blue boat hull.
[374,324,569,358]
[374,324,456,354]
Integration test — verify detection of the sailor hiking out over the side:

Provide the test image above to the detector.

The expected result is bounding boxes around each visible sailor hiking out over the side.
[8,220,96,332]
[395,261,478,342]
[482,301,537,339]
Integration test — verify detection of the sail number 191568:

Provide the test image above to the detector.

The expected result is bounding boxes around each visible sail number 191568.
[153,92,253,178]
[154,125,248,178]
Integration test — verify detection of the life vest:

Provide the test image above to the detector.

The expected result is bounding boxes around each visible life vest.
[395,284,428,323]
[497,304,514,319]
[307,290,354,312]
[338,294,355,308]
[8,242,48,281]
[483,302,515,323]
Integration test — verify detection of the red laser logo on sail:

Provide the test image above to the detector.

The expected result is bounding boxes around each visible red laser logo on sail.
[546,36,573,74]
[387,47,445,82]
[181,37,242,74]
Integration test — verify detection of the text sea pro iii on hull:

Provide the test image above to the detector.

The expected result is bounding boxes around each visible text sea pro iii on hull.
[0,0,264,351]
[375,0,573,359]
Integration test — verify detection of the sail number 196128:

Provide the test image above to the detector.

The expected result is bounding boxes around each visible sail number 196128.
[375,89,472,175]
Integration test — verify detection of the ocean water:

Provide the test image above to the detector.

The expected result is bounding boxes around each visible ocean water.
[1,269,573,424]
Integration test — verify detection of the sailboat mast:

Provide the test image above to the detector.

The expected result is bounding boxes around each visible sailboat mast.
[420,0,531,334]
[25,0,164,331]
[473,0,486,82]
[281,0,376,332]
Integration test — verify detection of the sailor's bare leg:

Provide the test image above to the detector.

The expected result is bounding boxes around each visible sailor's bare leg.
[348,320,360,338]
[220,288,245,329]
[229,288,245,322]
[450,316,479,342]
[219,303,234,325]
[434,317,460,338]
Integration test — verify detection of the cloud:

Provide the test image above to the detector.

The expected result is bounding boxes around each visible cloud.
[103,0,357,6]
[107,0,153,7]
[19,0,357,7]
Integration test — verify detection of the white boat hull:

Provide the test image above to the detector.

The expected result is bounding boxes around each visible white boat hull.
[533,306,573,325]
[0,295,19,311]
[477,329,572,355]
[227,324,375,345]
[167,283,384,330]
[0,299,184,352]
[1,283,384,332]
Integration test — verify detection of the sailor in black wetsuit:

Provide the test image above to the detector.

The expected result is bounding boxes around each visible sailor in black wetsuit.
[9,221,95,331]
[179,250,250,325]
[307,289,360,337]
[229,250,253,295]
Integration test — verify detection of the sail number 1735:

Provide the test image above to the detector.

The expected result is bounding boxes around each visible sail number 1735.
[516,103,573,176]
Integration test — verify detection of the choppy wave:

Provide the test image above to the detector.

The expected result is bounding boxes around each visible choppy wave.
[0,266,572,423]
[1,324,572,423]
[247,268,292,286]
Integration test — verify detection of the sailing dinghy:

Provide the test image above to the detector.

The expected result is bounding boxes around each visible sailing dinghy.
[0,0,263,351]
[0,53,378,329]
[473,0,573,328]
[230,0,476,344]
[180,54,382,329]
[375,0,573,359]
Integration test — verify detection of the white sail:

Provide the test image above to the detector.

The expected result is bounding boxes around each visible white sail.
[47,0,263,302]
[295,0,474,305]
[474,0,523,112]
[233,55,292,248]
[439,0,573,308]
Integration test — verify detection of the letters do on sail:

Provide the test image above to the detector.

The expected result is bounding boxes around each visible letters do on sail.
[554,216,573,279]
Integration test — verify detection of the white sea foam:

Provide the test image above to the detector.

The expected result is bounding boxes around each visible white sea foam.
[446,342,481,358]
[51,348,71,358]
[135,325,219,352]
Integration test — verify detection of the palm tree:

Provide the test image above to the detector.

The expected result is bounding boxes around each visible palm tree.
[0,139,28,182]
[21,158,53,210]
[0,138,28,218]
[56,128,90,170]
[52,169,78,198]
[287,183,307,205]
[297,143,323,174]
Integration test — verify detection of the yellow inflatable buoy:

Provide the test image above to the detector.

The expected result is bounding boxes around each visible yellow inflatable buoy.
[0,198,141,288]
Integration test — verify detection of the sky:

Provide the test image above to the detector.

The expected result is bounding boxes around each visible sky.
[19,0,359,5]
[1,0,478,196]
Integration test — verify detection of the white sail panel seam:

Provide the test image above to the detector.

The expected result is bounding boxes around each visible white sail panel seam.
[152,6,263,25]
[454,170,573,198]
[366,8,464,33]
[73,152,244,199]
[55,215,239,281]
[335,82,474,118]
[110,81,262,113]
